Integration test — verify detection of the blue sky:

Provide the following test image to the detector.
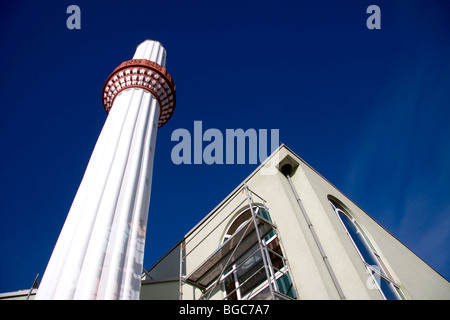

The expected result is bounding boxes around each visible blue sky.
[0,0,449,293]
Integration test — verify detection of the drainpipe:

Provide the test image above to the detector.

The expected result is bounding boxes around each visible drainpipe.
[280,164,346,300]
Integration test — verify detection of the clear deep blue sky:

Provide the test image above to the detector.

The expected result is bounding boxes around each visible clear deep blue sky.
[0,0,449,293]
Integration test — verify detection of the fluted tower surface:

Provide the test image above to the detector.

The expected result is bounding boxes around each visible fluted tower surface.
[36,40,176,300]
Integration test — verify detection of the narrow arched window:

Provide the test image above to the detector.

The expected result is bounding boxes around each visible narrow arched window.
[329,198,405,300]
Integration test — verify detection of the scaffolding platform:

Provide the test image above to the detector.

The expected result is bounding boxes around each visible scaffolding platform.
[179,184,298,300]
[184,216,275,290]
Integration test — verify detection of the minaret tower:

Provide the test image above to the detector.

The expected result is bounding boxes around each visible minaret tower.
[36,40,176,300]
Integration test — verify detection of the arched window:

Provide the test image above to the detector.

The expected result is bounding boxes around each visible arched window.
[329,198,405,300]
[220,206,296,300]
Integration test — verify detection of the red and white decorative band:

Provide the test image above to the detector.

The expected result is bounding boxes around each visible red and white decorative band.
[102,59,176,128]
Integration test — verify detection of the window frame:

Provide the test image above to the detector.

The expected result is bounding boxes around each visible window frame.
[329,199,405,300]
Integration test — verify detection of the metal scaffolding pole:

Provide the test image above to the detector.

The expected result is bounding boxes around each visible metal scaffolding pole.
[179,183,296,300]
[202,218,254,300]
[243,183,277,300]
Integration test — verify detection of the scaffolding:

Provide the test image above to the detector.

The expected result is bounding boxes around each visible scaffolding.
[179,183,297,300]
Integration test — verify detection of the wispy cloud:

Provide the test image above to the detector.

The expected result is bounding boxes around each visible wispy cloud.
[343,49,450,279]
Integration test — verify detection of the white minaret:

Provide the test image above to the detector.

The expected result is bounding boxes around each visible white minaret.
[36,40,176,300]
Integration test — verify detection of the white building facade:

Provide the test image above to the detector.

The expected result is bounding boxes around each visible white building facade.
[140,145,450,300]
